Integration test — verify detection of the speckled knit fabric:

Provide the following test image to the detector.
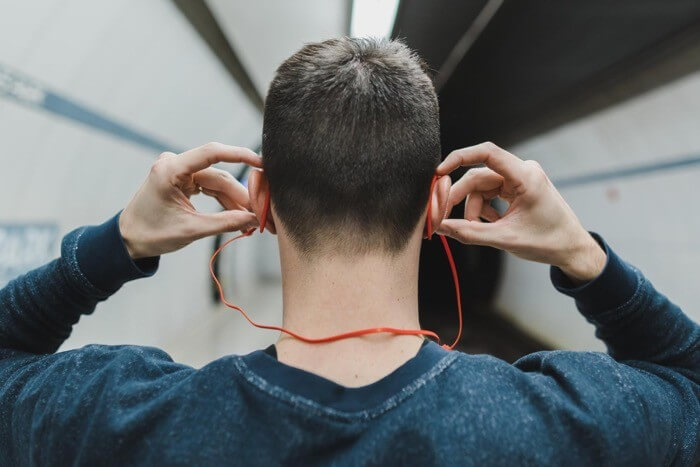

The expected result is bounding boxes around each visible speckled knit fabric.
[0,214,698,466]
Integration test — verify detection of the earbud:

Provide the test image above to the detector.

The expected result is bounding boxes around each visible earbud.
[260,190,271,233]
[424,174,439,239]
[250,169,272,234]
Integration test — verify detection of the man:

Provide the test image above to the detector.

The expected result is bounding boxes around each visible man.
[0,38,697,466]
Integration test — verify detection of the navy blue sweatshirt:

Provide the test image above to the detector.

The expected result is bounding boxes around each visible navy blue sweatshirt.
[0,214,698,466]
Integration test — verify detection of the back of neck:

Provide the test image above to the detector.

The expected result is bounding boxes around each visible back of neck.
[275,237,424,387]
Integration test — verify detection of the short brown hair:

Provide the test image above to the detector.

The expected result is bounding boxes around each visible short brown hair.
[262,37,440,255]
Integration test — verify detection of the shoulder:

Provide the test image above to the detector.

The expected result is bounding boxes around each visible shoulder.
[430,349,644,417]
[24,344,197,386]
[62,343,182,365]
[444,349,637,392]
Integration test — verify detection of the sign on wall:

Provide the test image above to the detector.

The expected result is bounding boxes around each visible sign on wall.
[0,224,58,287]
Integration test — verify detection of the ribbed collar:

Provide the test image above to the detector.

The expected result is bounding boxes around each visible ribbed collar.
[240,341,450,412]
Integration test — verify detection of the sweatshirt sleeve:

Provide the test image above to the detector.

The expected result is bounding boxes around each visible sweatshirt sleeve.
[511,233,698,465]
[0,217,195,465]
[550,233,699,376]
[0,212,159,354]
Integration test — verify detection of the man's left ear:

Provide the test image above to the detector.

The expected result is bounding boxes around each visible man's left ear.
[427,175,451,238]
[247,169,276,234]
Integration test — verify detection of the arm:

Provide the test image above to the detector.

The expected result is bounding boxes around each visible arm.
[508,241,699,465]
[436,142,698,374]
[0,215,162,464]
[0,143,263,463]
[437,142,699,464]
[551,234,699,374]
[0,140,262,355]
[0,214,158,355]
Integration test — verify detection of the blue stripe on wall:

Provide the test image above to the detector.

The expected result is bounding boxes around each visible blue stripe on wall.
[3,63,699,188]
[0,63,181,154]
[553,154,700,188]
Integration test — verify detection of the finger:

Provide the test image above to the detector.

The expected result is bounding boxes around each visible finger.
[481,187,502,201]
[436,218,504,248]
[176,143,262,175]
[479,202,501,222]
[158,151,177,161]
[465,194,484,221]
[194,168,251,209]
[188,210,259,239]
[201,188,247,212]
[437,142,525,183]
[448,167,503,208]
[436,175,452,221]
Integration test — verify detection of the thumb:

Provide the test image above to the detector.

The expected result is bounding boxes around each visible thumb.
[193,210,259,238]
[436,218,504,249]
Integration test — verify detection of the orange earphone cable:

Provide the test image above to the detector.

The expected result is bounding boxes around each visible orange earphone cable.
[425,174,463,349]
[209,175,463,350]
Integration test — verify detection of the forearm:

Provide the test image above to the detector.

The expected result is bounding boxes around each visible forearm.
[0,258,98,354]
[552,234,700,374]
[0,213,159,354]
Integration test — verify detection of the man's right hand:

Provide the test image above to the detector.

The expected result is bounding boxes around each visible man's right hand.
[119,143,262,259]
[436,142,606,284]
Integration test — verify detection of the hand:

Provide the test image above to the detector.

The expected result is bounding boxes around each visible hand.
[436,142,606,283]
[119,143,262,259]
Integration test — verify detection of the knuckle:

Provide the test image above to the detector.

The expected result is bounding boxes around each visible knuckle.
[524,160,546,180]
[524,159,542,170]
[482,141,499,153]
[446,148,461,161]
[150,159,169,176]
[469,167,489,177]
[217,170,233,182]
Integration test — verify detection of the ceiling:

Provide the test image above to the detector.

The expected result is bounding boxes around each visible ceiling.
[392,0,700,151]
[186,1,700,314]
[390,0,700,323]
[208,0,351,98]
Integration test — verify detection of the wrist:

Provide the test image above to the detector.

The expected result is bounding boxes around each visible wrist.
[558,231,607,284]
[75,213,160,294]
[118,211,144,259]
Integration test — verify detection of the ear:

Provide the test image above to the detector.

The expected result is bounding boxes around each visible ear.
[247,169,276,234]
[425,175,451,239]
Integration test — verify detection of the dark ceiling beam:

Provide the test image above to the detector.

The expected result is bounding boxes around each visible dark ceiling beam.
[430,0,700,152]
[501,21,700,146]
[172,0,264,113]
[434,0,503,91]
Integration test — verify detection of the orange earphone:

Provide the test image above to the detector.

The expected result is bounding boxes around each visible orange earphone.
[259,182,271,234]
[209,174,463,350]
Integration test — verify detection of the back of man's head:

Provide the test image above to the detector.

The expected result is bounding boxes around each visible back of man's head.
[262,37,440,256]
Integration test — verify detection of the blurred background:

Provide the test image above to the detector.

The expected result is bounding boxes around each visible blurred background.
[1,0,699,367]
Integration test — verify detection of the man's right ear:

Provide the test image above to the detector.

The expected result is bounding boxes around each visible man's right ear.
[247,169,276,234]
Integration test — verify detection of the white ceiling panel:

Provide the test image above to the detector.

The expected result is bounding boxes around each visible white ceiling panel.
[207,0,351,96]
[0,0,261,152]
